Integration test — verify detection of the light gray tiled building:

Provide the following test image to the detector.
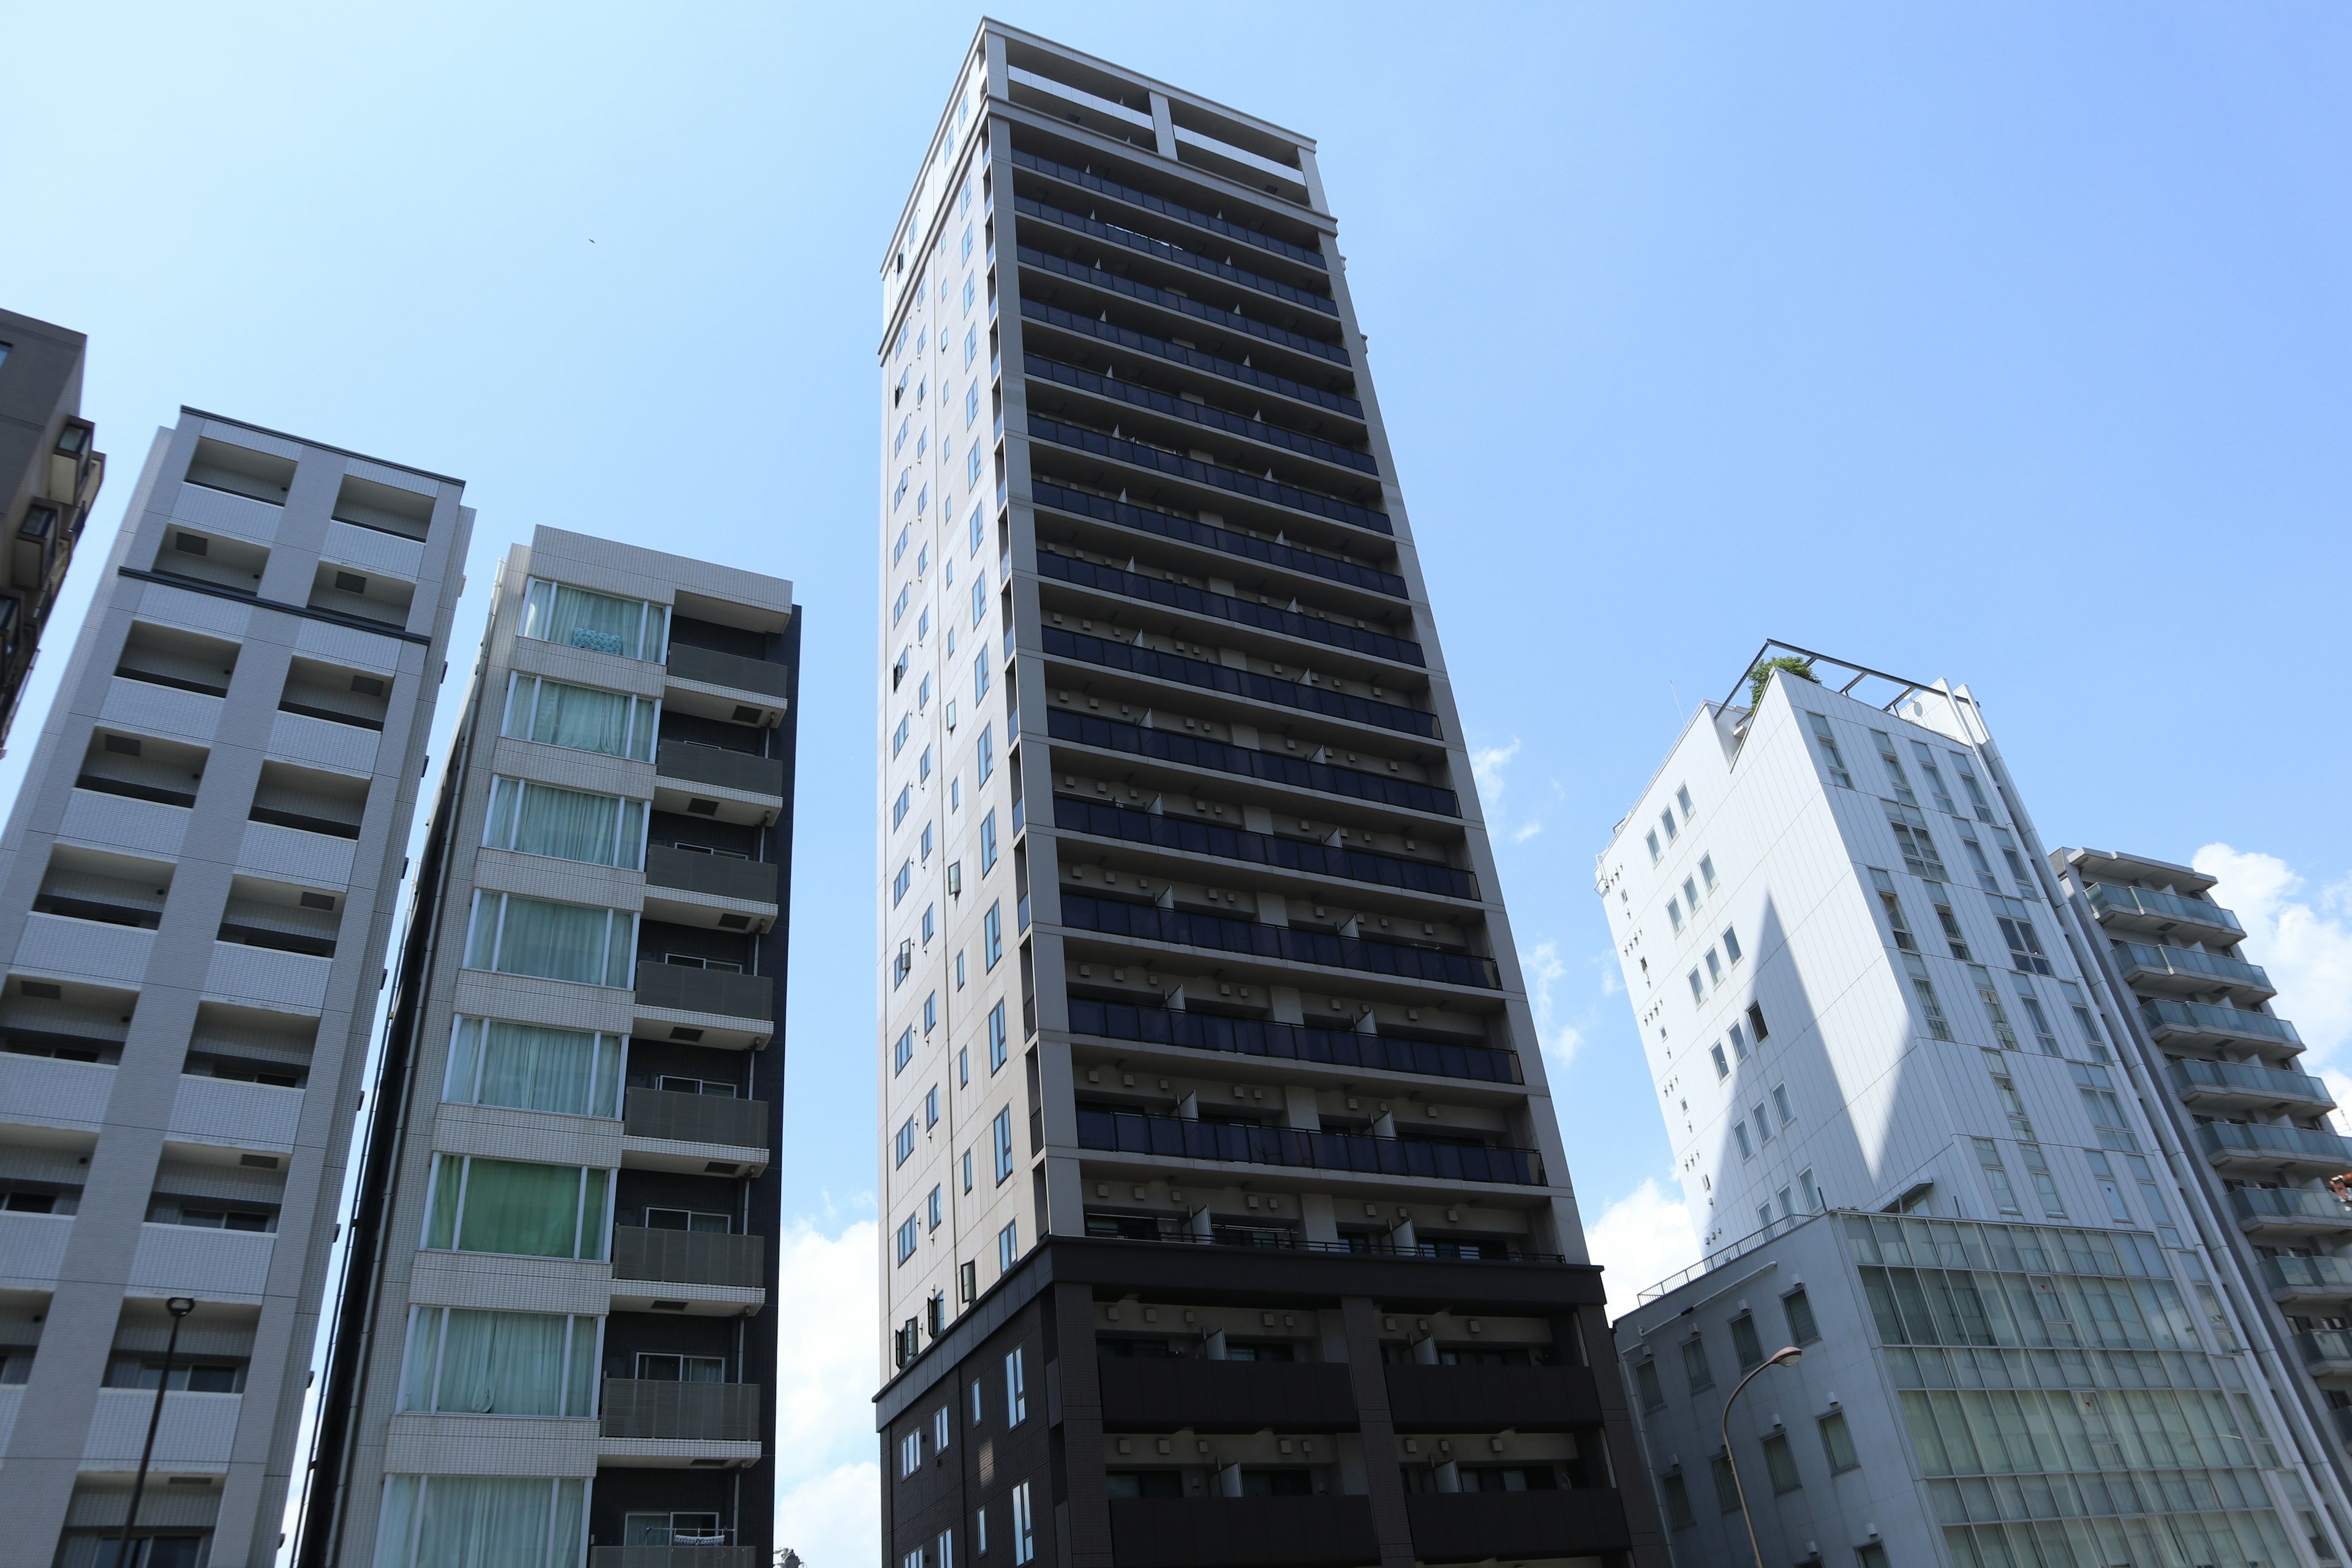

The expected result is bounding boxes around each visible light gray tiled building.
[0,307,106,755]
[0,409,471,1567]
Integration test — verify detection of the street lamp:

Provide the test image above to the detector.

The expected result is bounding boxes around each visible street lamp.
[118,1296,197,1566]
[1720,1344,1802,1568]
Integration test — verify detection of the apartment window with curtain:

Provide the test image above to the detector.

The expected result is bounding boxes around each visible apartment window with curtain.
[421,1155,609,1261]
[443,1018,624,1118]
[375,1476,587,1568]
[502,674,657,761]
[399,1307,598,1417]
[520,578,668,662]
[465,892,635,988]
[484,777,646,869]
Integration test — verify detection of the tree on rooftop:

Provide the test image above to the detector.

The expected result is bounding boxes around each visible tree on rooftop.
[1749,655,1820,709]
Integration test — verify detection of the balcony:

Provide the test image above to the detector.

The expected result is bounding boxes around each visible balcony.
[666,643,791,704]
[2169,1058,2333,1113]
[644,845,778,908]
[2196,1121,2352,1174]
[1016,246,1350,369]
[1019,303,1363,422]
[2141,998,2302,1054]
[2086,883,2245,944]
[1384,1363,1600,1432]
[1060,892,1497,990]
[1106,1496,1376,1568]
[1027,415,1389,537]
[655,741,784,801]
[2113,941,2274,1001]
[0,1211,72,1289]
[1025,355,1371,477]
[2230,1186,2352,1237]
[600,1379,761,1442]
[83,1388,241,1472]
[2264,1254,2352,1305]
[129,1221,274,1304]
[167,1072,303,1155]
[625,1087,768,1150]
[1014,197,1338,318]
[1054,793,1471,899]
[1036,550,1419,666]
[2299,1330,2352,1378]
[1403,1490,1632,1563]
[590,1548,764,1568]
[1041,626,1434,738]
[633,961,772,1024]
[1008,146,1330,271]
[1068,997,1519,1086]
[1076,1109,1544,1187]
[1095,1357,1354,1431]
[611,1225,764,1290]
[1029,480,1404,600]
[0,1050,114,1132]
[1045,709,1455,819]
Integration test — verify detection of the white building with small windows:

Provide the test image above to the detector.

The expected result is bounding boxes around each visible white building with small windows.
[1597,645,2352,1568]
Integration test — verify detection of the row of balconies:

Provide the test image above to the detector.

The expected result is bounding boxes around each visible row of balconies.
[2195,1120,2352,1175]
[1102,1489,1627,1568]
[1074,1109,1543,1188]
[1028,478,1406,611]
[1092,1357,1596,1434]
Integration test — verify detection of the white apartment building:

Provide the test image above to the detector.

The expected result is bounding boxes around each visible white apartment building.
[1597,646,2351,1568]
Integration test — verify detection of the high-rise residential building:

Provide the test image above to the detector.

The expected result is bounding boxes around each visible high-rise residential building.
[874,24,1662,1568]
[302,528,797,1568]
[0,308,106,753]
[1599,644,2351,1568]
[0,409,470,1568]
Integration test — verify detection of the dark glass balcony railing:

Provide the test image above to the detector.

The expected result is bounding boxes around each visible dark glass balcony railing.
[1028,415,1390,536]
[644,844,779,906]
[2264,1254,2352,1295]
[2086,883,2244,938]
[1043,627,1433,738]
[1009,148,1329,270]
[633,961,774,1022]
[1047,709,1458,817]
[2168,1058,2331,1106]
[589,1546,765,1568]
[600,1378,761,1441]
[1037,551,1419,666]
[1068,996,1520,1084]
[2196,1121,2352,1165]
[2228,1187,2352,1227]
[665,642,791,701]
[1059,891,1498,989]
[1027,355,1374,474]
[2114,941,2272,993]
[1053,794,1473,899]
[654,741,785,799]
[1076,1108,1542,1186]
[1022,301,1362,419]
[2298,1330,2352,1369]
[2141,998,2301,1048]
[609,1225,764,1289]
[624,1087,770,1148]
[1032,481,1403,598]
[1020,246,1350,367]
[1015,197,1337,316]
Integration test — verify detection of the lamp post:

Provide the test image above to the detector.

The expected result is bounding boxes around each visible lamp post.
[1720,1344,1802,1568]
[118,1295,197,1566]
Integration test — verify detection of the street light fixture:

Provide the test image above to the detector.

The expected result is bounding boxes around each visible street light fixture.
[1720,1344,1802,1568]
[118,1296,198,1566]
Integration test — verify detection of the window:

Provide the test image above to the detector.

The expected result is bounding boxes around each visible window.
[1681,1334,1714,1392]
[1910,741,1956,813]
[929,1186,943,1231]
[992,1107,1013,1183]
[373,1476,586,1568]
[977,723,994,782]
[1819,1411,1858,1472]
[501,674,655,761]
[1996,909,2054,975]
[1710,1043,1728,1079]
[1763,1431,1801,1493]
[1730,1313,1763,1370]
[1799,1167,1819,1210]
[2125,1151,2184,1246]
[1953,753,1994,821]
[2060,981,2106,1060]
[422,1155,608,1261]
[1934,902,1970,959]
[1904,954,1953,1041]
[973,652,990,703]
[894,785,913,829]
[1745,1003,1770,1043]
[1698,853,1716,890]
[1872,731,1917,806]
[979,810,998,873]
[520,579,667,662]
[895,1118,916,1166]
[1645,830,1661,865]
[900,1430,922,1477]
[485,777,646,869]
[1772,1084,1793,1126]
[999,1219,1020,1273]
[962,1150,973,1192]
[1005,1348,1027,1422]
[983,902,1003,969]
[958,1047,968,1085]
[464,892,633,988]
[1887,812,1947,881]
[1660,807,1678,842]
[924,993,938,1033]
[1677,784,1695,820]
[2023,1142,2069,1218]
[443,1019,622,1118]
[399,1306,598,1416]
[1010,1479,1034,1565]
[1869,868,1916,951]
[922,823,935,862]
[1858,1545,1891,1568]
[895,1027,914,1074]
[1709,1453,1740,1513]
[1722,927,1742,963]
[1660,1469,1694,1529]
[1667,898,1683,935]
[956,952,967,989]
[893,861,913,905]
[1733,1121,1754,1160]
[1961,834,1999,892]
[922,904,937,945]
[894,714,911,756]
[963,274,976,314]
[1687,969,1703,1004]
[897,1213,919,1264]
[968,442,984,488]
[1969,965,2020,1049]
[970,571,987,628]
[925,1085,940,1128]
[1783,1287,1819,1344]
[988,1002,1007,1072]
[1635,1359,1665,1410]
[894,585,910,626]
[2072,1061,2137,1150]
[1806,713,1852,787]
[976,1503,989,1556]
[936,1404,951,1452]
[1973,1138,2020,1214]
[1682,875,1700,911]
[2013,976,2059,1054]
[1752,1105,1773,1146]
[1729,1021,1750,1060]
[1993,826,2035,895]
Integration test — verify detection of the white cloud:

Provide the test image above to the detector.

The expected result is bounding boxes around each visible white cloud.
[2192,844,2352,1058]
[1585,1179,1701,1319]
[777,1461,881,1568]
[1520,939,1585,1069]
[1470,738,1520,801]
[1512,821,1543,843]
[771,1218,880,1562]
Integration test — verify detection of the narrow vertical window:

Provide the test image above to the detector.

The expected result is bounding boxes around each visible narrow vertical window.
[1973,1138,2020,1214]
[1805,714,1852,788]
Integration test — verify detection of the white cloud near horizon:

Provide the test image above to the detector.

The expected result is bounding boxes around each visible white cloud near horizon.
[1585,1179,1700,1318]
[772,1218,881,1567]
[2193,844,2352,1133]
[1520,939,1586,1070]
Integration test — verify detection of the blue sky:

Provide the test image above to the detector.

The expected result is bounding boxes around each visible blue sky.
[11,5,2352,1561]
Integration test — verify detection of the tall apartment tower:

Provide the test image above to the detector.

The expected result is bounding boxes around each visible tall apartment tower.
[0,308,107,752]
[302,528,797,1568]
[1599,645,2350,1568]
[875,24,1662,1568]
[0,409,469,1567]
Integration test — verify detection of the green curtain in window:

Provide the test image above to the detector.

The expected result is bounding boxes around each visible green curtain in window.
[475,1022,621,1117]
[489,778,643,869]
[454,1158,584,1259]
[479,894,626,987]
[376,1474,586,1568]
[434,1308,573,1415]
[503,676,650,761]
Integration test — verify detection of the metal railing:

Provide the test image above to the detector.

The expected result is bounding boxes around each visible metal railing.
[1030,480,1403,598]
[2298,1330,2352,1368]
[1036,550,1419,665]
[2169,1057,2329,1104]
[1027,415,1390,535]
[2196,1121,2352,1164]
[1014,197,1337,316]
[624,1087,769,1149]
[1018,246,1349,366]
[1076,1109,1542,1186]
[2264,1254,2352,1294]
[2087,882,2243,936]
[1060,891,1495,989]
[2113,941,2271,992]
[1042,625,1432,737]
[1046,709,1455,817]
[1638,1210,1823,1303]
[1082,1226,1562,1264]
[1008,148,1329,268]
[1020,301,1362,419]
[1053,794,1471,898]
[601,1378,761,1441]
[2229,1187,2352,1226]
[1068,996,1518,1084]
[1024,353,1373,473]
[2142,998,2301,1047]
[609,1226,764,1289]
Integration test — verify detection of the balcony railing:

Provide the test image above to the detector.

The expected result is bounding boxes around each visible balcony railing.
[1018,246,1349,366]
[2114,941,2272,994]
[1026,355,1373,473]
[2141,998,2302,1048]
[2087,883,2244,937]
[1009,147,1329,269]
[2264,1254,2352,1295]
[609,1225,764,1289]
[1014,197,1338,316]
[1021,301,1362,420]
[2196,1121,2352,1166]
[2298,1330,2352,1370]
[1047,709,1457,817]
[1028,416,1390,536]
[1060,892,1496,989]
[1031,480,1403,599]
[590,1545,766,1568]
[644,844,779,906]
[654,741,785,799]
[1076,1108,1543,1186]
[1080,1224,1561,1264]
[601,1378,761,1441]
[1069,997,1519,1084]
[2169,1058,2331,1107]
[1043,626,1433,737]
[666,643,790,702]
[633,961,772,1022]
[2229,1187,2352,1228]
[1054,794,1472,899]
[1037,551,1420,666]
[624,1087,769,1149]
